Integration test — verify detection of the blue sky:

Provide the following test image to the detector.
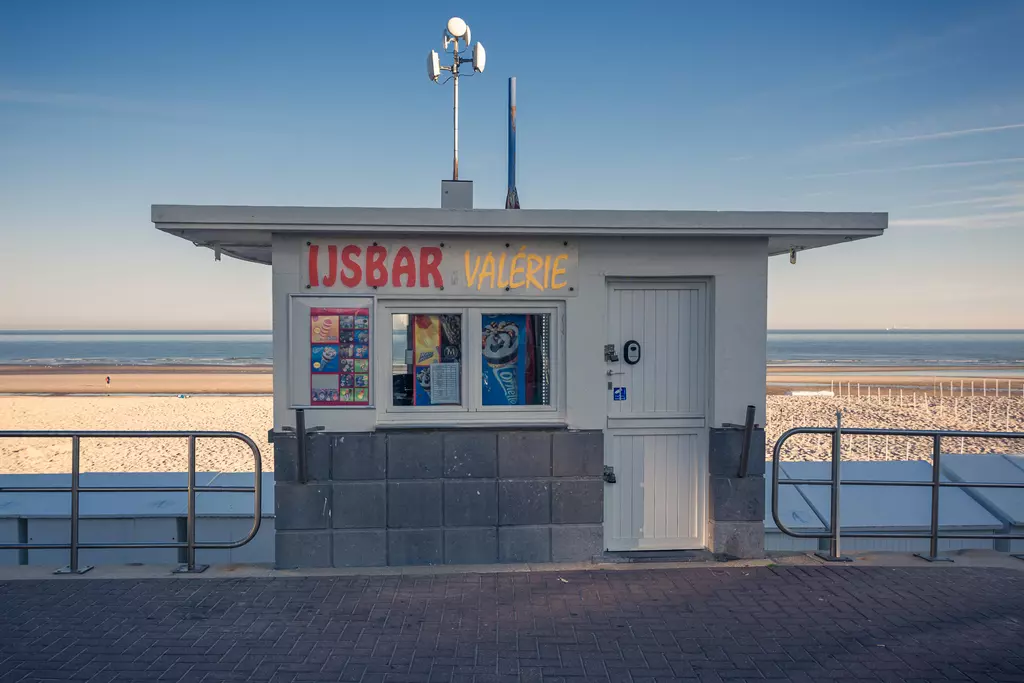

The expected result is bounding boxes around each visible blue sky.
[1,0,1022,329]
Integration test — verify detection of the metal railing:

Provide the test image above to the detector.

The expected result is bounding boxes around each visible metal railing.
[771,413,1024,562]
[0,431,263,574]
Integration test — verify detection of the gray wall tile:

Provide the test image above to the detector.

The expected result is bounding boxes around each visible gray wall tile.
[332,433,386,480]
[275,530,331,568]
[332,530,387,567]
[498,526,551,563]
[274,484,330,530]
[708,428,766,477]
[273,434,330,482]
[709,475,765,522]
[273,436,298,483]
[552,431,604,477]
[498,432,551,477]
[551,480,604,524]
[444,480,497,527]
[305,433,332,481]
[444,432,497,478]
[498,481,550,526]
[332,482,386,529]
[387,481,442,528]
[444,528,498,564]
[551,525,604,562]
[388,433,443,479]
[709,520,765,558]
[388,529,443,566]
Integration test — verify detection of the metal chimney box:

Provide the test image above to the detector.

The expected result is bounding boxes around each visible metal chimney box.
[441,180,473,209]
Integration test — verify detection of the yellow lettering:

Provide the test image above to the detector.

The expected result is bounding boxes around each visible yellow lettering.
[509,247,526,289]
[479,252,496,290]
[464,251,482,288]
[543,255,552,290]
[551,254,569,290]
[496,252,509,289]
[526,254,544,290]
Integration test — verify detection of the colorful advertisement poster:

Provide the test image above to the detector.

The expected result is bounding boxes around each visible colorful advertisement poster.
[413,315,440,406]
[481,314,527,406]
[411,314,462,406]
[310,307,370,406]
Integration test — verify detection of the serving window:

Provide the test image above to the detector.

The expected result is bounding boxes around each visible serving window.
[378,302,562,422]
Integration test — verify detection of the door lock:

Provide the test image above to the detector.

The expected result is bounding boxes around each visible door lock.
[604,344,619,363]
[603,466,617,484]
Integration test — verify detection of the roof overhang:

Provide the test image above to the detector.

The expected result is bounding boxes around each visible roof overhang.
[152,205,887,266]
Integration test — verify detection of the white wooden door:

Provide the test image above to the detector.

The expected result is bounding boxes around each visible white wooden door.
[604,281,708,551]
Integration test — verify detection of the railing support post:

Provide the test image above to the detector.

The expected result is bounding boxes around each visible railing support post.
[295,408,307,484]
[55,436,93,575]
[174,435,209,574]
[915,435,953,563]
[816,412,851,563]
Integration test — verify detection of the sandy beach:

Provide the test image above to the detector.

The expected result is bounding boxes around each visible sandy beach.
[0,366,1021,473]
[0,396,273,474]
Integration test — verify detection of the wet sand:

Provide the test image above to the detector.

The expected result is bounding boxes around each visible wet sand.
[0,365,272,395]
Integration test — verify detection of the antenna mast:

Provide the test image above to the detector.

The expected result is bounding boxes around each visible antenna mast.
[426,18,486,182]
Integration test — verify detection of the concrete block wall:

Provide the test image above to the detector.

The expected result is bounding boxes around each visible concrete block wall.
[273,429,604,568]
[707,426,766,559]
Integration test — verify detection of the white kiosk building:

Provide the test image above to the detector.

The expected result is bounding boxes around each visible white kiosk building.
[153,205,886,567]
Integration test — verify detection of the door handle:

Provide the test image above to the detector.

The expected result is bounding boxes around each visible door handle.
[606,370,624,376]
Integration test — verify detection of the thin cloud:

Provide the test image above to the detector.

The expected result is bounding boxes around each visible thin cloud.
[843,122,1024,147]
[891,210,1024,229]
[903,192,1024,210]
[0,87,214,119]
[798,156,1024,179]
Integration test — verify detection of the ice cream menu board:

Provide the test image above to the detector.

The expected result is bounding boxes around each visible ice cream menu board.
[412,314,462,406]
[310,307,371,406]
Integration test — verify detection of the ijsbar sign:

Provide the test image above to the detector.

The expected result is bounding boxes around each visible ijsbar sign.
[305,240,578,297]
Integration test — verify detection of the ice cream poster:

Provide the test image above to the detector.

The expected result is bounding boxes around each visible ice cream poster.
[481,314,527,406]
[309,306,371,406]
[413,315,441,406]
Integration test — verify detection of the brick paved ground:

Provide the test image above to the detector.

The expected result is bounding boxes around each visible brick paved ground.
[1,566,1023,682]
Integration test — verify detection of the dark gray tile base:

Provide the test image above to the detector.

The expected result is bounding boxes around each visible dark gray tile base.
[274,428,606,568]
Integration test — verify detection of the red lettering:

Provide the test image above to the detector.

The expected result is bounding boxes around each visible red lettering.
[307,244,320,288]
[419,247,444,288]
[392,246,416,287]
[340,245,362,287]
[366,245,388,287]
[322,245,338,287]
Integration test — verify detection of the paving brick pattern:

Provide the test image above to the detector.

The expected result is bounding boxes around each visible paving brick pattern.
[1,567,1023,682]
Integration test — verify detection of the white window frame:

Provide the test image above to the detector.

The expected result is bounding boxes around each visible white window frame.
[375,299,566,427]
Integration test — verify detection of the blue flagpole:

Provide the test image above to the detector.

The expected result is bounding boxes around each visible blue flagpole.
[505,77,520,209]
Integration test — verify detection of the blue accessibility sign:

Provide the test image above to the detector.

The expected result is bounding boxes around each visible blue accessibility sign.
[613,387,627,401]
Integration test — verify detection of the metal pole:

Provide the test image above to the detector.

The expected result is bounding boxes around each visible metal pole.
[296,408,307,484]
[187,435,196,570]
[816,412,850,562]
[174,435,209,573]
[71,436,80,572]
[915,435,952,562]
[452,56,459,180]
[831,413,843,558]
[56,436,92,574]
[737,404,755,478]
